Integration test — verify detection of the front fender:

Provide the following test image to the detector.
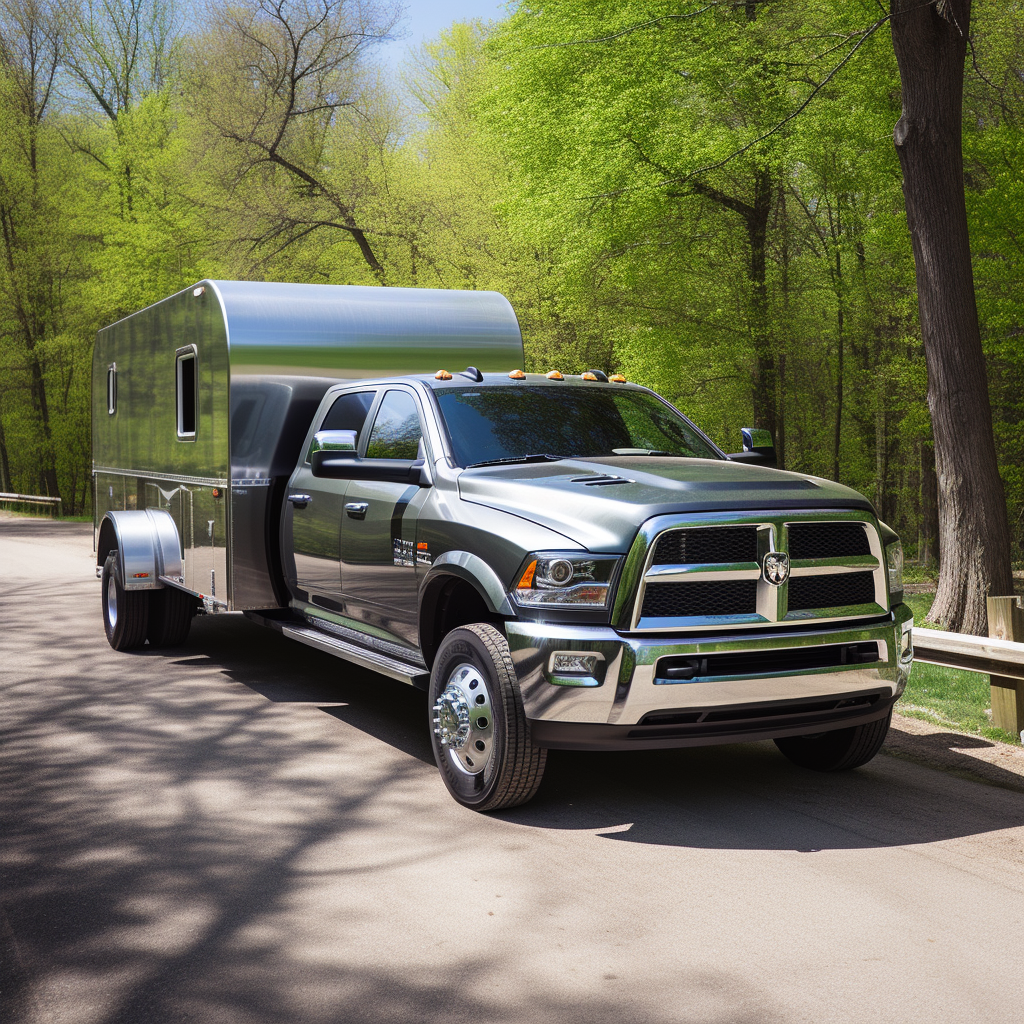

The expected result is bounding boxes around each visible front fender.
[97,509,183,591]
[419,551,515,618]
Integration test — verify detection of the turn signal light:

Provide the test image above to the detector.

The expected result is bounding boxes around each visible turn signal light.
[517,560,537,589]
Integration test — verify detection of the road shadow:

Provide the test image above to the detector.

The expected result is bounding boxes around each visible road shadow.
[177,616,1024,854]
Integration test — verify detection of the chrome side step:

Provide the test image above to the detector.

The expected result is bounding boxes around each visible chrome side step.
[244,611,429,688]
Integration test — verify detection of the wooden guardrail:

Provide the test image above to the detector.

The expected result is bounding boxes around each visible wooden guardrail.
[0,492,63,517]
[911,595,1024,737]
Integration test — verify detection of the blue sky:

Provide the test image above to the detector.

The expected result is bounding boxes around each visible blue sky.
[379,0,513,74]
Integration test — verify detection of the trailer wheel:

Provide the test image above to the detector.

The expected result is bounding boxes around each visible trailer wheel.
[147,586,195,648]
[774,711,892,772]
[429,624,546,811]
[101,550,149,651]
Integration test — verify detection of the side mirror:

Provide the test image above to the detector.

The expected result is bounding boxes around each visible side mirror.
[308,429,357,462]
[727,427,777,467]
[311,451,432,487]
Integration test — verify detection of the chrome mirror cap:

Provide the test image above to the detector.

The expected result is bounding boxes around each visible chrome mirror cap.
[309,429,357,460]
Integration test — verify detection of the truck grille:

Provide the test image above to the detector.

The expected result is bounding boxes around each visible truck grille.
[788,572,875,611]
[641,580,758,618]
[627,512,886,632]
[788,522,870,559]
[651,526,757,566]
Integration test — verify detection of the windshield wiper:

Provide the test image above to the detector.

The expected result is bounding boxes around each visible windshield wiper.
[611,448,676,457]
[468,453,565,468]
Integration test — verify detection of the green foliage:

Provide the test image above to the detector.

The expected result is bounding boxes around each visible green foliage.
[0,0,1022,550]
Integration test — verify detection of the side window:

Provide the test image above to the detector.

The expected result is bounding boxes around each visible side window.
[306,390,375,462]
[321,390,375,437]
[176,346,197,440]
[106,363,117,416]
[365,390,423,461]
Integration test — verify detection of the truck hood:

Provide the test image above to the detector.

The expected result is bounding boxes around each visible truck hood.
[457,457,875,551]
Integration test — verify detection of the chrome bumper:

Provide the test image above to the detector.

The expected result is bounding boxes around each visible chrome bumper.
[506,605,914,731]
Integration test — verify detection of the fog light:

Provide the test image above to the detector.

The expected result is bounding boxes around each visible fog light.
[550,652,602,675]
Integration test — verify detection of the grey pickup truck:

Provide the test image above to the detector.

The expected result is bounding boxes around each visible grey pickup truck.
[93,281,914,810]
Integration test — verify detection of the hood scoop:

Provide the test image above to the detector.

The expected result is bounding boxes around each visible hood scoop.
[570,474,633,486]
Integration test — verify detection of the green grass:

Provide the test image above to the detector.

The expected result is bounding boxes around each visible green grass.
[897,591,1021,745]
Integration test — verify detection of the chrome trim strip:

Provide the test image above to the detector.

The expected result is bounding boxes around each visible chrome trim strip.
[94,465,229,487]
[645,562,761,582]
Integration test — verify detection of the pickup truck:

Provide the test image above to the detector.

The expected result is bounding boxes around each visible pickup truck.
[93,281,914,810]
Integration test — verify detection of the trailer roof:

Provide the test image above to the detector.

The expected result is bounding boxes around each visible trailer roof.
[203,280,524,378]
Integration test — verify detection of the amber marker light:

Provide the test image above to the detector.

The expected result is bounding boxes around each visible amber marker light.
[517,560,537,589]
[609,374,627,383]
[435,369,453,380]
[545,370,564,380]
[581,372,598,381]
[508,369,526,379]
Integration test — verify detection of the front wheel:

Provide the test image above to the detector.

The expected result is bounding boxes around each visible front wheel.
[429,624,546,811]
[774,711,892,772]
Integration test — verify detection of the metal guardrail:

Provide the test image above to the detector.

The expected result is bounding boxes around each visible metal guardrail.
[0,492,62,517]
[912,627,1024,682]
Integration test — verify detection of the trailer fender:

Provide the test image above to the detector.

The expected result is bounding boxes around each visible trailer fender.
[97,510,183,591]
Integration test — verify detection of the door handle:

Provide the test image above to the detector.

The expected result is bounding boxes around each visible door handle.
[287,494,312,509]
[345,501,369,520]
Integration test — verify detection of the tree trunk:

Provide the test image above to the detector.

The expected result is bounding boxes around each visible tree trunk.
[890,0,1012,634]
[747,167,775,439]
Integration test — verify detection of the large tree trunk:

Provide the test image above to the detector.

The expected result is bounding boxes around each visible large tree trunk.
[890,0,1012,634]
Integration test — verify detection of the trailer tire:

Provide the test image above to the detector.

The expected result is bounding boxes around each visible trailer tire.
[147,586,195,648]
[101,550,149,651]
[774,711,892,772]
[429,624,546,811]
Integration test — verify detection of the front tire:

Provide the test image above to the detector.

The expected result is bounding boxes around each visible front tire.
[101,550,149,651]
[774,711,892,772]
[429,624,546,811]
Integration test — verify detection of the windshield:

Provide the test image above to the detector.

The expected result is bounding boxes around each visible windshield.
[434,385,722,467]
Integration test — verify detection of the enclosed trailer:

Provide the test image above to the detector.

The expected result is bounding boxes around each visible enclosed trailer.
[92,280,525,611]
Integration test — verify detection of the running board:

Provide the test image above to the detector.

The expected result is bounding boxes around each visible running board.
[245,611,429,689]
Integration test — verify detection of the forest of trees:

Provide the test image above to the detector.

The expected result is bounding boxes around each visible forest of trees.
[1,2,1021,601]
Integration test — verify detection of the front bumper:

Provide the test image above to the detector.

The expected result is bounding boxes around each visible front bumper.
[506,604,914,750]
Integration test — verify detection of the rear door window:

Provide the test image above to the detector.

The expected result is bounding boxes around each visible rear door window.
[365,390,423,460]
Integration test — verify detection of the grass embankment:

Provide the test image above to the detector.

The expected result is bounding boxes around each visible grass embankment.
[900,592,1021,746]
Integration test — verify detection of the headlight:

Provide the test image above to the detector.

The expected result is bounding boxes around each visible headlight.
[513,553,620,609]
[885,539,903,595]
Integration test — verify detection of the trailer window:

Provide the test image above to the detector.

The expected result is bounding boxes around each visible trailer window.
[176,347,197,440]
[106,363,117,415]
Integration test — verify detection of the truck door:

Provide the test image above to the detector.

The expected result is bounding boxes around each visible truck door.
[340,387,429,648]
[283,388,376,607]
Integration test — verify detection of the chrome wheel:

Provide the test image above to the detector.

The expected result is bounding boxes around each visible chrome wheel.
[106,574,118,629]
[432,663,494,775]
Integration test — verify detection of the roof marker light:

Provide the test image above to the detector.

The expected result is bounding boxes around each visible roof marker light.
[546,370,564,380]
[509,369,526,379]
[435,370,453,380]
[581,372,598,381]
[193,286,205,297]
[609,374,627,383]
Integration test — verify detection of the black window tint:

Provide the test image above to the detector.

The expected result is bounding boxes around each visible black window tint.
[321,390,375,437]
[176,350,197,439]
[365,390,422,460]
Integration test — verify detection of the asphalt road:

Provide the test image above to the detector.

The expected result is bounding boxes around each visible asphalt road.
[2,515,1023,1024]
